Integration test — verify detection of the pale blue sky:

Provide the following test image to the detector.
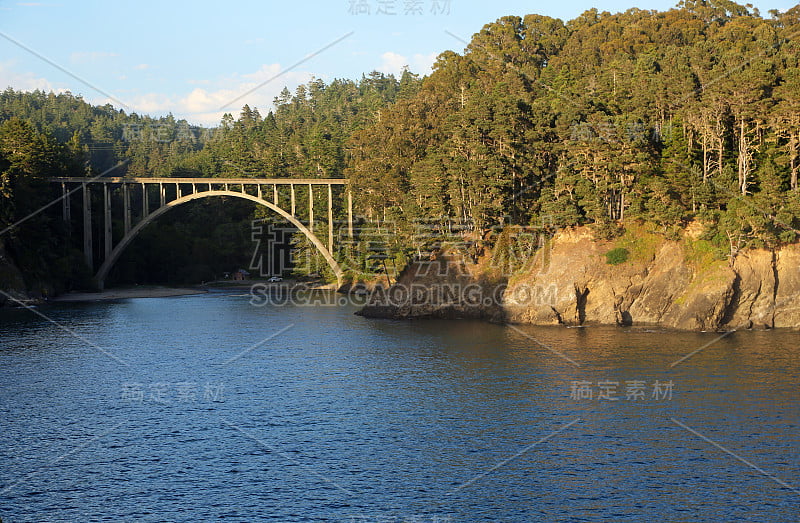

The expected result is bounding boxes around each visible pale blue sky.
[0,0,795,125]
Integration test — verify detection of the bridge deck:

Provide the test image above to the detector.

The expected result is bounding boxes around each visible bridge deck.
[50,177,349,185]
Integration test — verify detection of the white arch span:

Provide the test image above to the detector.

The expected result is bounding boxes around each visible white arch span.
[94,190,344,289]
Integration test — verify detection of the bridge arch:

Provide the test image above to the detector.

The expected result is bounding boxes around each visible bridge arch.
[94,190,344,290]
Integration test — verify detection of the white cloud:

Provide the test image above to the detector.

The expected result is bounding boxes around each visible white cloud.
[378,51,437,76]
[102,63,314,126]
[378,52,407,76]
[411,52,438,75]
[1,59,327,127]
[117,92,170,114]
[134,63,149,71]
[0,60,63,92]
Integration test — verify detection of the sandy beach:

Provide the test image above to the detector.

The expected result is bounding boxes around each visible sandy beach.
[52,286,208,302]
[50,279,339,303]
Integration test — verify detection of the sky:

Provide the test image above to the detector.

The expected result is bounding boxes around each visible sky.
[0,0,797,126]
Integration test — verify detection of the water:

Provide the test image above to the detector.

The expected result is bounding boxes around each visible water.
[1,291,798,522]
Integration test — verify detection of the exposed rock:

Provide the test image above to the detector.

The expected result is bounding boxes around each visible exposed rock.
[660,261,736,330]
[774,244,800,328]
[724,250,777,329]
[357,254,505,322]
[504,228,598,325]
[357,226,800,331]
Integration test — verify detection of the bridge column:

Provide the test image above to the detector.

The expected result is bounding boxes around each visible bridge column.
[347,187,353,239]
[82,183,93,271]
[308,184,314,232]
[61,182,71,223]
[291,184,296,216]
[328,184,333,252]
[123,184,131,235]
[142,183,149,218]
[159,183,165,207]
[273,185,278,205]
[103,184,112,259]
[257,184,263,199]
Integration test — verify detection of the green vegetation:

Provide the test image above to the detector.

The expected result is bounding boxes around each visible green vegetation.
[349,2,800,254]
[684,237,728,271]
[605,247,630,265]
[0,74,410,289]
[0,117,90,295]
[614,224,661,263]
[3,1,800,292]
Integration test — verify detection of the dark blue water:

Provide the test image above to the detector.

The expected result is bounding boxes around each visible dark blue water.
[1,291,799,521]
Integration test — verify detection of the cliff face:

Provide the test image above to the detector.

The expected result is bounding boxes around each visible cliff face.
[358,227,800,330]
[355,254,506,323]
[502,228,741,330]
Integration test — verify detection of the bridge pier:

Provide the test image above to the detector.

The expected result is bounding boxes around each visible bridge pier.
[123,184,131,235]
[328,184,333,252]
[82,183,93,271]
[347,188,353,239]
[308,184,314,232]
[103,184,112,259]
[142,183,149,218]
[61,182,71,224]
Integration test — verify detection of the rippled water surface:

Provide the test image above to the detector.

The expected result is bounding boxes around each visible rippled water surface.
[1,291,799,521]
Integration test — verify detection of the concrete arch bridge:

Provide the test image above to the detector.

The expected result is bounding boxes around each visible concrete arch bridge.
[50,177,353,289]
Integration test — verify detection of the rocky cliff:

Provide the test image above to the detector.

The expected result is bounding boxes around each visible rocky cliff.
[357,226,800,330]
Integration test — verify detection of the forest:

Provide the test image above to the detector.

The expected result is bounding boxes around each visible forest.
[1,0,800,293]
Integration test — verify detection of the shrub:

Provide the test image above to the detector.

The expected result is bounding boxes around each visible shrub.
[605,247,629,265]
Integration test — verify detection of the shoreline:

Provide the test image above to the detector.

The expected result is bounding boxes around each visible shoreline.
[51,286,208,302]
[49,279,338,303]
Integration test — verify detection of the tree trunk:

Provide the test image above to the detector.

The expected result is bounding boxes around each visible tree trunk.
[791,131,798,192]
[716,119,725,181]
[738,118,749,196]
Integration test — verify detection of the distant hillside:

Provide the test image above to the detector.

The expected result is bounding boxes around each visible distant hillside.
[5,2,800,298]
